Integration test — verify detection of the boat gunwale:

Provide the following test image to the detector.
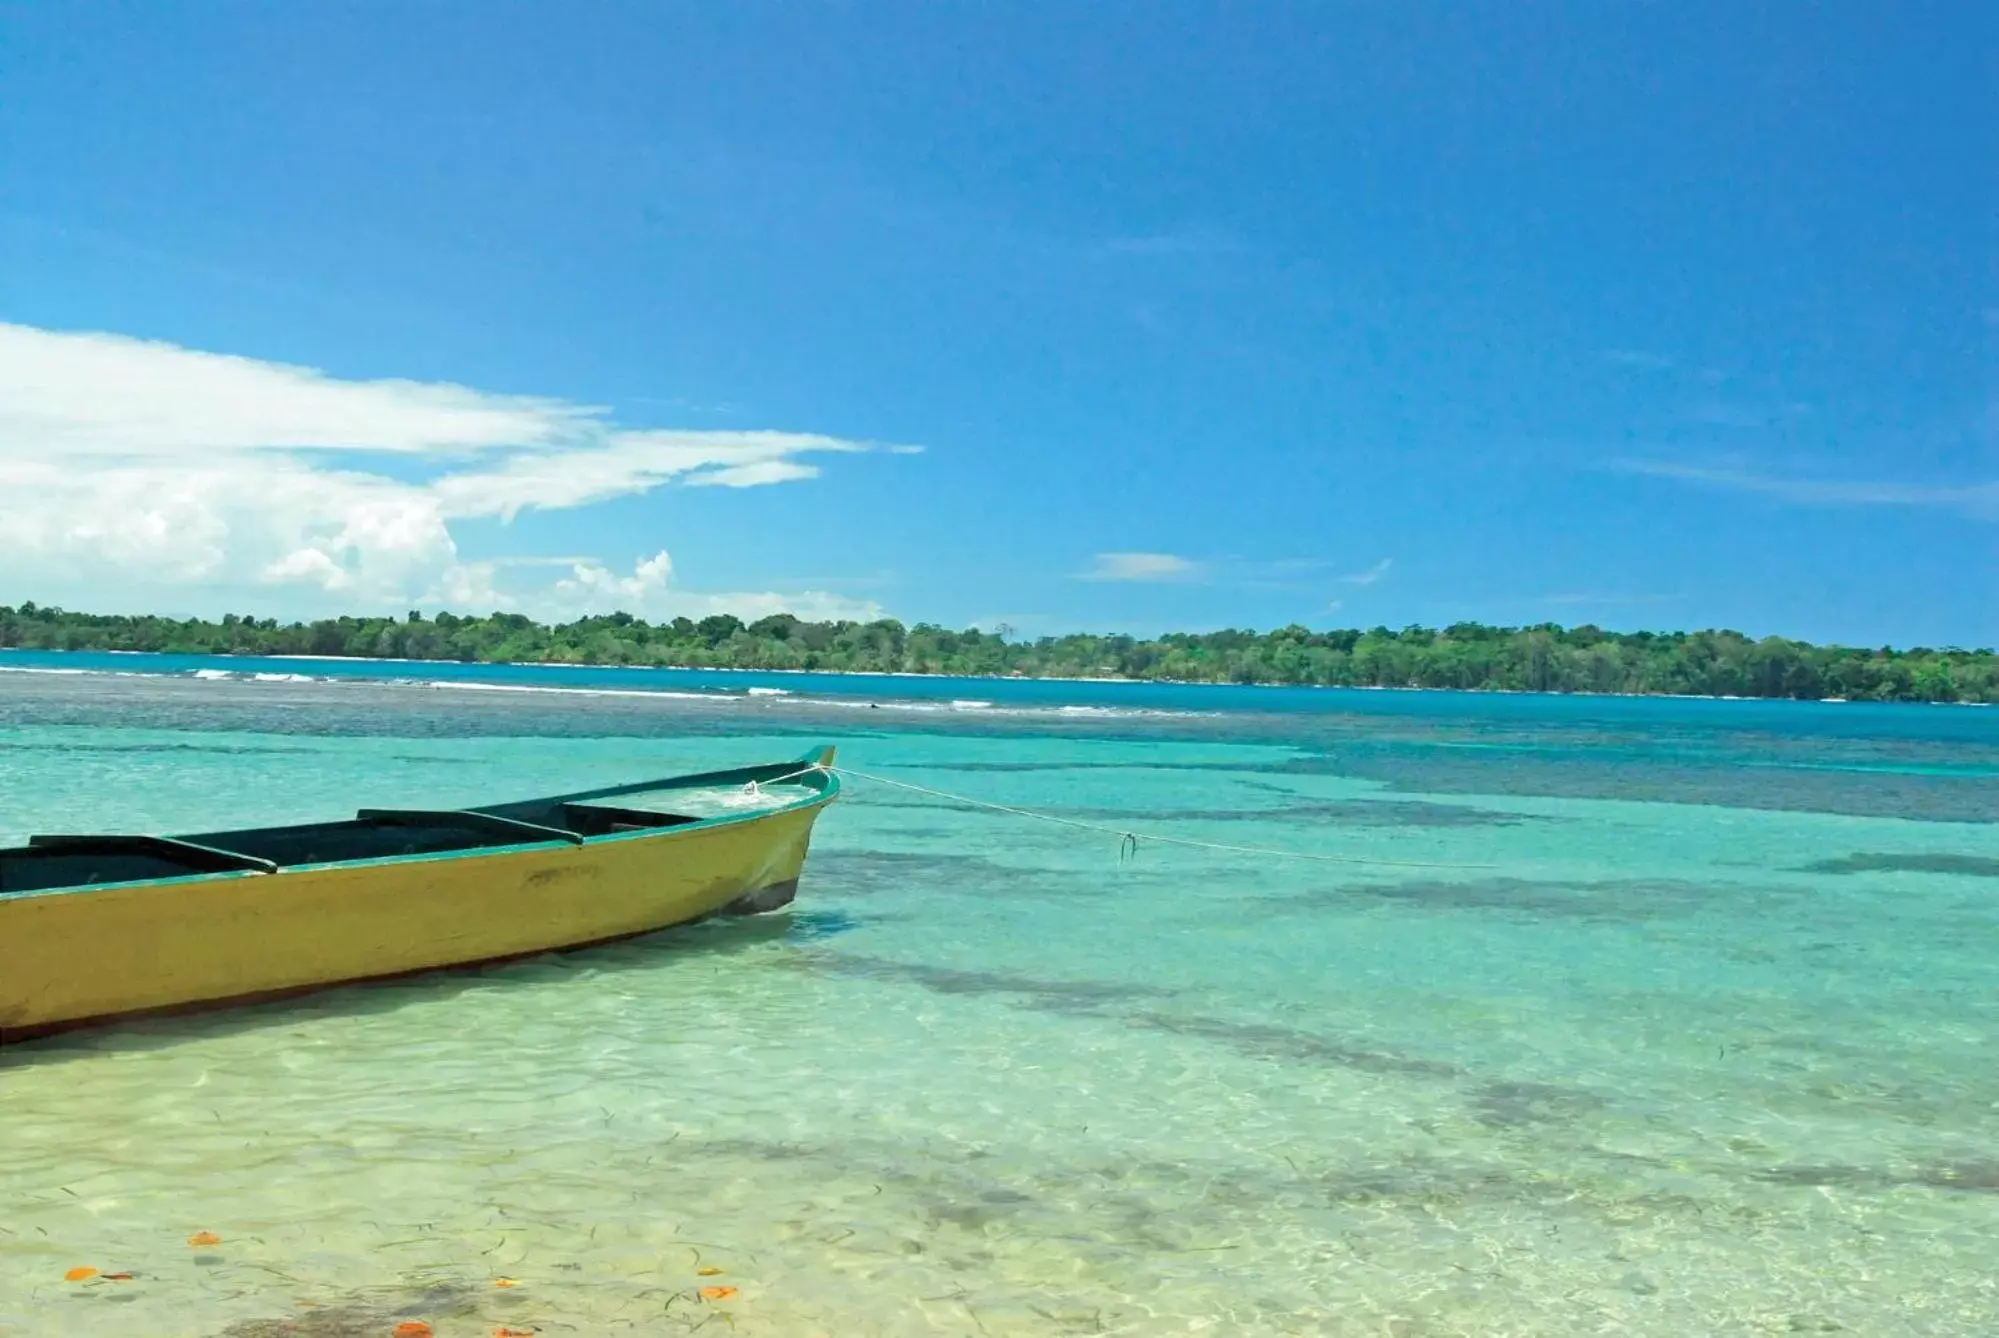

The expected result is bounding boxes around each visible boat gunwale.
[0,750,839,902]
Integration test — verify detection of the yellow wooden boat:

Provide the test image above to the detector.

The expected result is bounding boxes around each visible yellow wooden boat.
[0,746,840,1043]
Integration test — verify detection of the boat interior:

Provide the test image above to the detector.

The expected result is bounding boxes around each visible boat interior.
[0,752,835,899]
[0,801,706,897]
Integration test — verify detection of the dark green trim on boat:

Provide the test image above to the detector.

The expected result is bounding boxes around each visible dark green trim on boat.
[354,808,585,847]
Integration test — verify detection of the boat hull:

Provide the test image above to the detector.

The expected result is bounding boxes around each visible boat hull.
[0,765,833,1042]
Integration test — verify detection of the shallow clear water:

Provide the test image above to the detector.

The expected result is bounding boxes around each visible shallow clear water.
[2,664,1996,1335]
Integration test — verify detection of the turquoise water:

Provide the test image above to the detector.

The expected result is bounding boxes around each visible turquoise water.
[2,661,1996,1335]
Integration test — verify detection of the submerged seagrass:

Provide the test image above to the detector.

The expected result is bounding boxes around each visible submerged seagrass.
[0,746,839,1041]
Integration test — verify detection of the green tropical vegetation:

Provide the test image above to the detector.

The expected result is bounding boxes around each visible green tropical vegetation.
[1,602,1992,702]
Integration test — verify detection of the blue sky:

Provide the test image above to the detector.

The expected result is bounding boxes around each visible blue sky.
[3,3,1991,646]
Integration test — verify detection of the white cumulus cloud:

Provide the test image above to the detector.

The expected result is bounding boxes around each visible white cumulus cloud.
[542,552,883,623]
[0,322,590,457]
[0,322,906,619]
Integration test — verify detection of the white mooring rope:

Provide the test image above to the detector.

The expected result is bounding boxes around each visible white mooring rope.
[752,763,1494,871]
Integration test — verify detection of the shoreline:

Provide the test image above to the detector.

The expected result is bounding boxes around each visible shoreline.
[1,647,1991,707]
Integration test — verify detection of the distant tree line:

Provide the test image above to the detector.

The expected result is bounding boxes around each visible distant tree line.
[1,602,1993,702]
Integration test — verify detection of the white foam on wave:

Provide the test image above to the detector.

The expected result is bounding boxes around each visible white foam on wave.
[1,657,1214,719]
[761,693,1207,721]
[416,680,733,704]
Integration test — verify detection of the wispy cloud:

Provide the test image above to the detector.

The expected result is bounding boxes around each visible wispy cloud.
[1614,458,1999,518]
[1076,551,1204,582]
[1337,557,1394,586]
[1076,551,1366,592]
[0,322,914,616]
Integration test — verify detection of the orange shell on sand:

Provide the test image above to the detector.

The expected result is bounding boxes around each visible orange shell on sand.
[696,1266,724,1276]
[187,1232,222,1248]
[64,1267,98,1282]
[491,1277,520,1288]
[699,1286,739,1301]
[393,1324,434,1338]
